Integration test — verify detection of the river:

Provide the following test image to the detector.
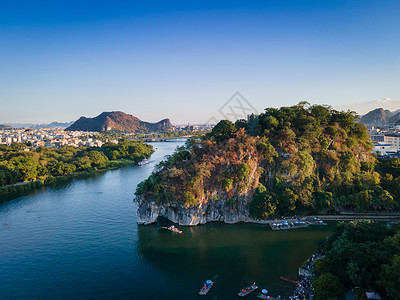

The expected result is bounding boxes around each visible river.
[0,140,334,299]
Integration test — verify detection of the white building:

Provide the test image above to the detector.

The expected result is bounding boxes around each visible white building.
[384,133,400,150]
[373,143,398,156]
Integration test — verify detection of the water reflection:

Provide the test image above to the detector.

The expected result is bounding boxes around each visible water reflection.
[136,222,334,299]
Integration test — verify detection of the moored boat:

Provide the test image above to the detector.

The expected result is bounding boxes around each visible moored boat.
[292,220,309,229]
[199,280,213,295]
[258,295,281,300]
[306,217,327,225]
[238,283,258,297]
[161,225,182,234]
[256,289,270,299]
[270,223,280,230]
[138,158,149,166]
[257,295,276,300]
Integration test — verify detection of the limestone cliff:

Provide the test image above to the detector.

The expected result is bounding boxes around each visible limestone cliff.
[136,194,254,225]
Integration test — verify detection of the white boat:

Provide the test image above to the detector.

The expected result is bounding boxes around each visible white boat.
[138,159,149,166]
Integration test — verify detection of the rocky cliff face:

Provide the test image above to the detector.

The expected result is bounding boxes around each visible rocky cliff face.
[136,194,254,225]
[135,134,260,225]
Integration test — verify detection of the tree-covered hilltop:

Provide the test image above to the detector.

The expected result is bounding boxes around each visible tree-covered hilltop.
[0,139,153,189]
[136,102,399,221]
[313,220,400,299]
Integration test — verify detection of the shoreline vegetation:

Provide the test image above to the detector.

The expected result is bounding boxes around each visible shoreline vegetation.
[0,139,153,199]
[282,220,400,300]
[135,102,400,225]
[311,220,400,300]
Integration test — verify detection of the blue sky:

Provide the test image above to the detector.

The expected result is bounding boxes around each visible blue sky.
[1,0,400,124]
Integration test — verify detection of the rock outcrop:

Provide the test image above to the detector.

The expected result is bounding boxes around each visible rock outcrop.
[136,194,253,225]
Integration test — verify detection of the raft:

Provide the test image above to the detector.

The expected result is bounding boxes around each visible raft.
[238,283,258,297]
[257,289,271,299]
[199,280,213,295]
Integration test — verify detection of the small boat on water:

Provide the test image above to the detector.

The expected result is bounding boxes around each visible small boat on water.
[306,217,327,225]
[270,221,304,231]
[270,223,281,230]
[199,280,213,295]
[280,276,299,284]
[238,283,258,297]
[257,289,270,299]
[292,220,309,229]
[138,158,149,166]
[161,225,182,234]
[257,295,276,300]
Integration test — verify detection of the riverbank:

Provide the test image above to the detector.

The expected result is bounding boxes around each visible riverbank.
[215,213,400,226]
[0,158,138,199]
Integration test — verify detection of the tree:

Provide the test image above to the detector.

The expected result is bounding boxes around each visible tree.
[234,119,247,130]
[0,167,19,185]
[256,137,277,165]
[355,190,373,211]
[9,155,39,181]
[209,120,237,141]
[74,156,92,171]
[310,104,331,125]
[377,157,400,178]
[237,162,250,182]
[351,123,369,141]
[278,188,297,213]
[313,273,344,300]
[313,190,332,212]
[380,255,400,298]
[48,161,76,176]
[87,151,109,168]
[259,115,279,132]
[250,183,277,219]
[324,125,338,138]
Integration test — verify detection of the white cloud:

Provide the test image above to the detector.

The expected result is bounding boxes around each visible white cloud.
[338,98,400,115]
[366,98,392,104]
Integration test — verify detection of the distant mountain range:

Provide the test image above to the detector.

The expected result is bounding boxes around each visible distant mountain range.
[1,122,73,129]
[0,124,13,130]
[66,111,173,132]
[360,108,400,126]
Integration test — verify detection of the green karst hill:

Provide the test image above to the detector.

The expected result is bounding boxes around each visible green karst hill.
[136,102,400,220]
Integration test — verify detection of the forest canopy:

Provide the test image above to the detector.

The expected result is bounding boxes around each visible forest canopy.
[313,220,400,299]
[0,139,153,187]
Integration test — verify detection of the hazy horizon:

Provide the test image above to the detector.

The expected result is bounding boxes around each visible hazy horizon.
[1,0,399,124]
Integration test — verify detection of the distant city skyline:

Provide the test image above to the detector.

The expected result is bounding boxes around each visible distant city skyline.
[1,0,399,124]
